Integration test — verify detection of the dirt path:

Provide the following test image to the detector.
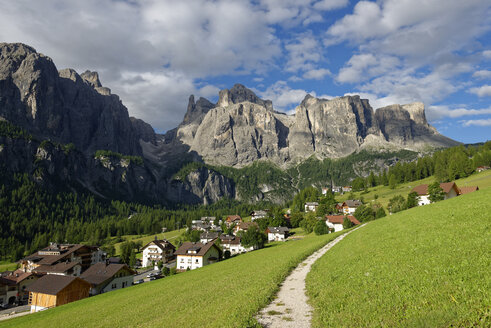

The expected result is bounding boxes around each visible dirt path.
[256,225,365,328]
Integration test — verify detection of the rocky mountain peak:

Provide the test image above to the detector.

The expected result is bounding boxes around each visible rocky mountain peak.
[81,70,102,88]
[182,95,215,125]
[217,83,273,110]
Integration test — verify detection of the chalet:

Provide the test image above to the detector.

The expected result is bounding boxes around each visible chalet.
[191,217,221,231]
[141,239,176,268]
[476,166,490,173]
[342,186,352,193]
[233,222,258,236]
[175,240,221,271]
[20,243,105,273]
[0,276,17,306]
[0,269,41,304]
[411,182,460,206]
[220,235,254,254]
[32,261,82,277]
[335,202,344,213]
[325,215,360,232]
[331,186,342,193]
[342,200,362,215]
[225,215,242,227]
[305,202,319,212]
[81,263,134,295]
[266,227,289,242]
[200,231,220,244]
[27,275,91,312]
[322,187,329,195]
[459,186,479,195]
[250,210,267,221]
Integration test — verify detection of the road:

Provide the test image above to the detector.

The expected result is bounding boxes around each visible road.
[133,260,176,283]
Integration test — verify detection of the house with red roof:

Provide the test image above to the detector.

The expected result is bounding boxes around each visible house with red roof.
[411,182,460,206]
[325,215,360,232]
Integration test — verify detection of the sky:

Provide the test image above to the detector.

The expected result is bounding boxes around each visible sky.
[0,0,490,143]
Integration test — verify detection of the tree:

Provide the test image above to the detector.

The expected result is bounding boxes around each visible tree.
[406,191,419,208]
[157,260,163,271]
[352,177,366,192]
[375,207,386,219]
[428,181,445,203]
[353,205,375,222]
[343,216,354,229]
[224,250,231,259]
[129,251,136,267]
[289,212,304,228]
[239,225,267,249]
[314,220,329,235]
[389,174,397,189]
[162,266,170,276]
[388,195,406,213]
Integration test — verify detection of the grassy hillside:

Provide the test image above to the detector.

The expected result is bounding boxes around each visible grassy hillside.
[4,231,345,328]
[307,185,491,327]
[338,169,491,207]
[112,229,184,255]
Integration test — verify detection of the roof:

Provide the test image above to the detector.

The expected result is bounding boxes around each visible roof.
[326,215,361,225]
[235,222,258,230]
[27,275,90,295]
[343,200,362,207]
[459,186,479,194]
[251,210,267,216]
[22,244,96,266]
[267,227,289,234]
[33,261,81,274]
[226,215,242,222]
[81,263,134,286]
[0,269,35,284]
[411,182,459,195]
[175,240,222,257]
[142,239,176,252]
[200,232,219,239]
[305,202,319,206]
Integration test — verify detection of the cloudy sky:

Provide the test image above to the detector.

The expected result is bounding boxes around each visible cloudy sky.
[0,0,490,143]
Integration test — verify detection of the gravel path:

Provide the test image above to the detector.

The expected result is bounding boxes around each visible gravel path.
[256,225,365,328]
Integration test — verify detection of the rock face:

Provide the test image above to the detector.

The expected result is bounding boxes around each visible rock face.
[0,43,143,156]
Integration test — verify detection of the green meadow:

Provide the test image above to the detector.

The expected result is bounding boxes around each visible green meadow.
[112,229,184,255]
[4,231,344,328]
[307,185,491,327]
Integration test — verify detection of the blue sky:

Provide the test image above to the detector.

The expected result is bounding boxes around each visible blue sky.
[0,0,490,143]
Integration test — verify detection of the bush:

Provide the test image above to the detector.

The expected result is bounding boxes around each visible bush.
[314,220,329,235]
[162,266,170,276]
[224,250,231,259]
[343,216,354,229]
[388,195,407,213]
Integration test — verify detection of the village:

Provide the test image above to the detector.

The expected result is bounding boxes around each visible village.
[0,178,480,320]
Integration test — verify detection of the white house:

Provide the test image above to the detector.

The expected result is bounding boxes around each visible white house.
[325,215,360,232]
[200,231,219,244]
[233,222,258,236]
[342,186,352,193]
[266,227,289,242]
[411,182,460,206]
[220,235,254,255]
[80,263,135,295]
[304,202,319,212]
[141,239,176,268]
[342,200,362,215]
[175,240,222,271]
[250,210,267,221]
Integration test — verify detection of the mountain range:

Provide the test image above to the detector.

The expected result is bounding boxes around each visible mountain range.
[0,43,460,204]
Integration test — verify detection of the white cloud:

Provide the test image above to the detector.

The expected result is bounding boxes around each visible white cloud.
[253,77,264,82]
[427,105,491,121]
[470,85,491,97]
[461,118,491,127]
[473,70,491,79]
[284,34,322,72]
[303,68,331,79]
[337,54,400,83]
[483,50,491,59]
[313,0,349,11]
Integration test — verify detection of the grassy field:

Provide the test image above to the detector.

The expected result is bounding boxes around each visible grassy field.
[4,230,345,328]
[307,184,491,327]
[112,229,184,255]
[337,169,491,207]
[0,261,18,272]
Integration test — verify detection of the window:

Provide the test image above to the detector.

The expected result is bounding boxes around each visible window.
[111,283,117,289]
[195,259,199,263]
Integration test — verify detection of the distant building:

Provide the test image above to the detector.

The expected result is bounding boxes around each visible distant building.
[266,227,290,242]
[32,262,82,277]
[411,182,460,206]
[175,240,221,272]
[220,235,254,255]
[325,215,360,232]
[459,186,479,195]
[342,200,362,215]
[27,275,91,312]
[304,202,319,212]
[0,276,18,306]
[342,186,352,193]
[81,262,135,295]
[0,269,41,304]
[250,210,267,221]
[191,217,221,231]
[476,166,490,173]
[233,222,258,236]
[225,215,242,227]
[141,239,176,268]
[200,231,220,244]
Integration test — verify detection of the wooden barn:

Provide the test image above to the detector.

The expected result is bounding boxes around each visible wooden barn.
[27,274,91,312]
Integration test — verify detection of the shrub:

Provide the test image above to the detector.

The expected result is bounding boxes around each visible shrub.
[314,220,329,235]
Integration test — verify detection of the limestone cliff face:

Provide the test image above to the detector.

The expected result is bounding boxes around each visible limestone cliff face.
[0,43,143,156]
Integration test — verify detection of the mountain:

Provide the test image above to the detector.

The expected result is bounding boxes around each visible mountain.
[0,43,460,205]
[167,84,459,167]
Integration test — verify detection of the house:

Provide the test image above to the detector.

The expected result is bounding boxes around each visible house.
[342,200,362,215]
[32,261,82,277]
[321,187,329,195]
[107,257,122,265]
[335,202,344,213]
[304,202,319,212]
[342,186,352,193]
[250,210,267,221]
[476,166,490,173]
[20,243,105,273]
[27,274,91,312]
[141,239,176,268]
[191,217,221,231]
[266,227,289,242]
[175,240,222,271]
[411,182,460,206]
[459,186,479,195]
[225,215,242,226]
[0,269,41,304]
[331,186,342,193]
[80,263,135,295]
[233,222,258,236]
[220,235,254,254]
[0,276,18,306]
[200,231,220,244]
[325,215,360,232]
